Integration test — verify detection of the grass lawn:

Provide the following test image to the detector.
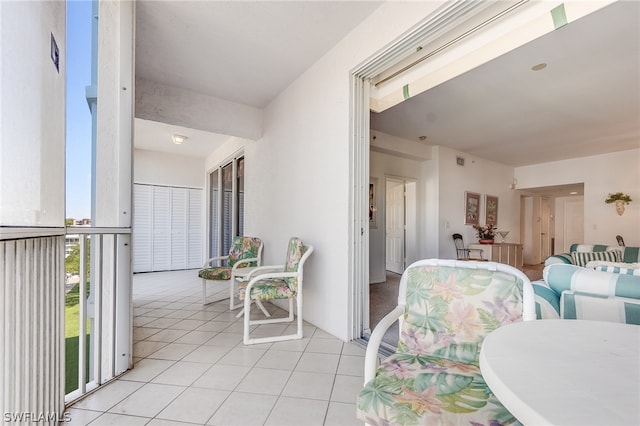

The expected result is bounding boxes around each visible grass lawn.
[65,283,91,395]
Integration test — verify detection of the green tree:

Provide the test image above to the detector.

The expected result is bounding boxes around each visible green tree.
[65,240,91,275]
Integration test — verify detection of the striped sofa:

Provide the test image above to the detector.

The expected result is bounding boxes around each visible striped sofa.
[532,263,640,324]
[545,244,640,266]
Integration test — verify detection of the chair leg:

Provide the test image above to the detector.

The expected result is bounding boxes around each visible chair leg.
[202,279,206,305]
[229,280,235,311]
[256,300,271,318]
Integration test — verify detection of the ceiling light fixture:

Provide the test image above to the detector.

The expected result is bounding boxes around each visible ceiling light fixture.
[419,135,427,141]
[172,134,187,145]
[569,191,578,195]
[531,63,547,71]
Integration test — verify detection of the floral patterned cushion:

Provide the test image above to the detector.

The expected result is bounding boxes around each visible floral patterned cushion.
[238,279,294,301]
[283,237,305,291]
[357,265,525,426]
[198,267,231,281]
[227,236,262,267]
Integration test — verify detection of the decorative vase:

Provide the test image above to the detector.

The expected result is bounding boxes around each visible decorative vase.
[479,238,494,244]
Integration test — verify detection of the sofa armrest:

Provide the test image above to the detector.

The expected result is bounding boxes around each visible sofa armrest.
[532,280,560,319]
[544,253,573,267]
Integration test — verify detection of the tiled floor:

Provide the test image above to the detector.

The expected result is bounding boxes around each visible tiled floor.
[65,270,366,426]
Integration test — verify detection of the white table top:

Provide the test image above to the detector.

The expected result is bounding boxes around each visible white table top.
[479,320,640,425]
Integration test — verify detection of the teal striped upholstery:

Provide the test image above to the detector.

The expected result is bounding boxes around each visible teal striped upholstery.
[561,292,640,325]
[587,261,640,275]
[570,249,622,266]
[545,245,640,266]
[535,263,640,324]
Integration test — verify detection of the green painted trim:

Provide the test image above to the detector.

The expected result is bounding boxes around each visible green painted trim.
[402,85,410,100]
[551,4,568,29]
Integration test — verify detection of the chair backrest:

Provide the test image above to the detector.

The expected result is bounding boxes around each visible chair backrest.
[283,237,313,292]
[227,236,263,267]
[452,233,464,251]
[617,235,625,246]
[396,259,534,365]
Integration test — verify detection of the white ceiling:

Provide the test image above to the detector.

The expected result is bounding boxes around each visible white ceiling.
[135,1,382,108]
[371,1,640,167]
[134,1,639,166]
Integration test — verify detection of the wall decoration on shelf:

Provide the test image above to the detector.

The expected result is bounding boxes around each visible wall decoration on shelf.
[605,192,632,216]
[485,195,499,226]
[369,178,378,228]
[464,191,481,225]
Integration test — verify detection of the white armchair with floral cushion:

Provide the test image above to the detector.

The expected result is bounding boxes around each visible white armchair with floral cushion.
[198,236,263,309]
[238,237,313,345]
[357,258,535,426]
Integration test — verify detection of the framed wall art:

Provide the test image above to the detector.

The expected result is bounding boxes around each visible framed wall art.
[464,191,481,225]
[485,195,498,226]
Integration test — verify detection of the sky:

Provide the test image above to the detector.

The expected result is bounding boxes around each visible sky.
[66,1,93,220]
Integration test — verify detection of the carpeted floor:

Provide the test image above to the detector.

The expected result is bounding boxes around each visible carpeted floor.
[369,264,545,348]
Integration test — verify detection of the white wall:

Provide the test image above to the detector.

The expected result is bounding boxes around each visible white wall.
[134,149,205,188]
[515,149,640,246]
[241,1,446,341]
[435,145,520,259]
[0,1,66,228]
[369,150,424,283]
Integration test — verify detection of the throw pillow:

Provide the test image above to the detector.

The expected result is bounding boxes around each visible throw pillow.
[586,260,640,276]
[571,250,622,267]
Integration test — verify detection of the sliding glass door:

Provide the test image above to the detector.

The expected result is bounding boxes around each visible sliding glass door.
[209,155,244,258]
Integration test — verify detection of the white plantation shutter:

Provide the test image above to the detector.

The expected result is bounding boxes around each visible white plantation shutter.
[133,184,202,272]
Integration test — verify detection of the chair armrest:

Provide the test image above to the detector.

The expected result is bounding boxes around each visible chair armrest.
[243,265,285,280]
[364,305,404,383]
[202,255,229,268]
[232,257,260,270]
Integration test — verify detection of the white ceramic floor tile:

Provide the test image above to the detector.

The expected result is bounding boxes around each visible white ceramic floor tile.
[207,391,278,426]
[145,308,175,318]
[164,309,197,319]
[306,338,344,354]
[108,383,185,418]
[144,317,182,329]
[151,361,212,386]
[325,401,363,426]
[181,345,231,364]
[162,302,193,310]
[120,358,175,382]
[174,330,217,345]
[264,396,328,426]
[312,329,338,339]
[133,340,169,358]
[144,328,191,343]
[147,343,199,361]
[283,323,317,337]
[205,332,243,347]
[192,364,251,390]
[331,374,363,404]
[157,387,230,424]
[218,346,266,367]
[270,337,311,352]
[282,371,335,400]
[64,408,102,426]
[251,323,289,337]
[71,380,144,412]
[337,355,365,377]
[295,352,340,374]
[196,320,234,332]
[133,327,162,341]
[147,419,202,426]
[342,343,366,357]
[140,301,172,309]
[255,349,302,370]
[89,413,150,425]
[133,316,158,327]
[187,310,222,321]
[169,319,207,330]
[235,367,292,395]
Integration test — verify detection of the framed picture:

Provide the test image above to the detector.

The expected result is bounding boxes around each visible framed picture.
[485,195,498,226]
[464,191,481,225]
[369,178,378,228]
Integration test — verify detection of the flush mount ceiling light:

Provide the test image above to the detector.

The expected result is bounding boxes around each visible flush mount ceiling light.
[419,135,427,141]
[531,62,547,71]
[569,191,578,195]
[172,134,187,145]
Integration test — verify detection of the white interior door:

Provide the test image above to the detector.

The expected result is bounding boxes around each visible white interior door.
[540,196,551,261]
[385,179,405,274]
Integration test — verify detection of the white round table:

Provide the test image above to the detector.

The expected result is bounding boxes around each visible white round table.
[479,320,640,425]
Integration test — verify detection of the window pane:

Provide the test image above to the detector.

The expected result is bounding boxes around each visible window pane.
[237,157,244,236]
[222,163,233,255]
[209,170,219,258]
